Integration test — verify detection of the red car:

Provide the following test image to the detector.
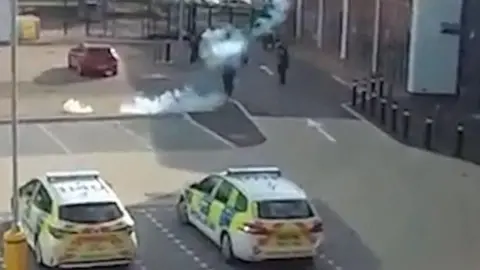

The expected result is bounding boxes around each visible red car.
[68,43,119,77]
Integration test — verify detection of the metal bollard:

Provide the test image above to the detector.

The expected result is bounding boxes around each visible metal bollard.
[390,102,398,132]
[369,77,377,95]
[228,7,234,23]
[207,7,213,28]
[402,109,410,140]
[163,42,172,63]
[424,117,433,150]
[454,123,464,157]
[380,98,387,125]
[351,80,358,106]
[360,91,367,111]
[369,92,377,117]
[154,44,162,64]
[378,77,385,97]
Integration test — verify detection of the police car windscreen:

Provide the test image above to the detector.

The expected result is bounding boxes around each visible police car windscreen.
[258,200,314,219]
[59,202,123,224]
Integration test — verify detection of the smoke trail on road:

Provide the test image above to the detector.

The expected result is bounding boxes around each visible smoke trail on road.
[120,0,290,115]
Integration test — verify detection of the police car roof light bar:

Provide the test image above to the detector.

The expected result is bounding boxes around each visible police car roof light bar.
[46,170,100,182]
[226,166,281,177]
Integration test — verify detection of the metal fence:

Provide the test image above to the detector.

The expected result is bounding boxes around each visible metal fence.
[19,0,257,40]
[290,0,411,88]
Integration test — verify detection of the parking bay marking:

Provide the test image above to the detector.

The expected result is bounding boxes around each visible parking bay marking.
[136,209,215,270]
[137,208,342,270]
[36,124,73,154]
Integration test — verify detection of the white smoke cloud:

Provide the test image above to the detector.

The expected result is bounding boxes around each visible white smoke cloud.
[119,0,290,115]
[119,86,227,115]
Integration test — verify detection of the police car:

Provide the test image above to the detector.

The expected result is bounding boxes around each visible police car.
[18,170,138,268]
[176,166,324,262]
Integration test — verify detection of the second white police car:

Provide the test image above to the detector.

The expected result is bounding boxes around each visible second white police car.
[176,166,325,263]
[18,170,138,268]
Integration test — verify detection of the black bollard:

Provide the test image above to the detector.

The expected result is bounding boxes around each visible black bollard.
[207,7,213,28]
[360,91,367,111]
[378,77,385,97]
[390,102,398,132]
[402,109,410,140]
[163,42,172,63]
[85,19,91,36]
[154,44,162,64]
[424,117,433,150]
[454,123,464,157]
[369,92,377,117]
[380,98,387,125]
[228,7,234,23]
[249,8,255,27]
[351,80,358,106]
[369,77,377,95]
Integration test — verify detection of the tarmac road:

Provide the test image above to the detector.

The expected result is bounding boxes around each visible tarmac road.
[0,42,478,270]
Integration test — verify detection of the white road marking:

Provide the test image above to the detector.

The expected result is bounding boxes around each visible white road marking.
[259,65,274,76]
[182,113,236,148]
[340,103,389,138]
[331,74,350,86]
[319,254,326,259]
[306,119,337,143]
[328,259,334,265]
[114,121,154,151]
[142,210,214,270]
[336,266,343,270]
[36,124,72,154]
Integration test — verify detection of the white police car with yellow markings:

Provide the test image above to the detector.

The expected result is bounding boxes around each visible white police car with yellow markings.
[176,166,325,263]
[18,170,138,268]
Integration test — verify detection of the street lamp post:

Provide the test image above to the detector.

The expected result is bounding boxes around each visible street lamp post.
[3,0,28,269]
[10,0,19,233]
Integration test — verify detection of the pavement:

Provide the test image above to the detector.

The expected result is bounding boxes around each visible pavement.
[0,22,480,270]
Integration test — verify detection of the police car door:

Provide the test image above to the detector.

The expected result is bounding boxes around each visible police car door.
[27,184,53,246]
[18,179,41,244]
[208,179,235,243]
[189,176,221,235]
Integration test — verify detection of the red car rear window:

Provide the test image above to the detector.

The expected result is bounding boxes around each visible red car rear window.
[87,47,113,57]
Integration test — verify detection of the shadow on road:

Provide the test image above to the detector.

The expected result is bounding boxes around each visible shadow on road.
[119,44,267,151]
[33,67,93,85]
[129,192,381,270]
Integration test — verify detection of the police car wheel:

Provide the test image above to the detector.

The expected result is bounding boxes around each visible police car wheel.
[176,199,190,225]
[220,234,235,264]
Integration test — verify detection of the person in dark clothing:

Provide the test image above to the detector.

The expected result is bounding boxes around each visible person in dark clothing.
[222,66,237,97]
[276,43,289,85]
[189,33,200,63]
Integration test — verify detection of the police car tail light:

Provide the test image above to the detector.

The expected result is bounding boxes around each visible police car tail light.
[113,225,134,235]
[310,221,324,233]
[49,226,76,239]
[241,222,269,235]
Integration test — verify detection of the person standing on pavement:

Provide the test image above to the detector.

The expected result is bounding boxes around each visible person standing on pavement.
[222,65,237,97]
[189,33,200,64]
[276,43,289,85]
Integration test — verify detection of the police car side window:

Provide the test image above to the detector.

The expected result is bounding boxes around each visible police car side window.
[214,181,234,204]
[33,185,52,213]
[195,177,219,195]
[234,192,247,212]
[19,179,40,198]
